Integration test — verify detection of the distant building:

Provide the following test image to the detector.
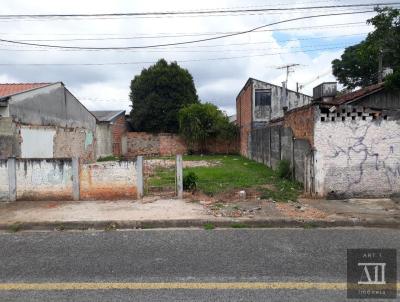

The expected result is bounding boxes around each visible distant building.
[91,110,127,158]
[0,82,96,161]
[244,81,400,198]
[236,78,312,156]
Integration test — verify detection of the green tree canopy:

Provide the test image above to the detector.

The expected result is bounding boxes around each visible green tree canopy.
[178,102,237,152]
[332,7,400,90]
[130,59,199,133]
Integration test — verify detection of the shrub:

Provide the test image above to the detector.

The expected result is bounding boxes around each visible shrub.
[183,171,198,191]
[277,160,291,179]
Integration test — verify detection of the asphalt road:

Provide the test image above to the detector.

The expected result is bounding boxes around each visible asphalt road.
[0,228,398,301]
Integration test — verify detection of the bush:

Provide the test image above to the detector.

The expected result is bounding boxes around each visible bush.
[183,171,198,191]
[277,160,291,179]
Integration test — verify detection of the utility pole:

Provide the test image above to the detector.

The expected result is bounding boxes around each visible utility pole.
[277,64,300,86]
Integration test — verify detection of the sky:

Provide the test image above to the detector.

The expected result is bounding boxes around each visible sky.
[0,0,391,115]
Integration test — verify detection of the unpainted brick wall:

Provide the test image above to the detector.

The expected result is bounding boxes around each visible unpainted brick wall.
[112,115,127,156]
[53,127,96,162]
[125,132,238,158]
[236,82,252,157]
[159,134,187,156]
[284,105,315,145]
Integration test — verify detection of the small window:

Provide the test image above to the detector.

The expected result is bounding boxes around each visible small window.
[255,89,271,106]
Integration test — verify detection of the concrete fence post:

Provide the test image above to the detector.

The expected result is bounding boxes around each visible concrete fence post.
[7,157,16,202]
[176,154,183,199]
[291,136,296,181]
[72,157,80,201]
[136,156,144,199]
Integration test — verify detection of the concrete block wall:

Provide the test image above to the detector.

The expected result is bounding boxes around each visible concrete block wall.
[249,124,311,186]
[15,159,74,201]
[314,109,400,198]
[80,161,138,200]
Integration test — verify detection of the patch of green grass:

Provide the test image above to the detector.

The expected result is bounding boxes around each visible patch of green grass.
[147,155,302,201]
[8,223,22,232]
[56,224,65,231]
[230,223,248,228]
[259,179,302,202]
[203,223,215,230]
[146,166,176,188]
[104,222,118,231]
[303,221,318,229]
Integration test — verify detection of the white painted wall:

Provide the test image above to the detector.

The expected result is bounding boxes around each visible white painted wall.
[314,118,400,198]
[15,159,73,200]
[21,127,55,158]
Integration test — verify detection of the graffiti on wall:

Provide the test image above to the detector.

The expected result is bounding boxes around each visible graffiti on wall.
[314,119,400,197]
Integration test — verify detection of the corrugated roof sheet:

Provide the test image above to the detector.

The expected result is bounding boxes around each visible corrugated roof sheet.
[329,83,385,105]
[0,83,52,97]
[91,110,125,122]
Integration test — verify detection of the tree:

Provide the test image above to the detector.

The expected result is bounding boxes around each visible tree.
[178,102,238,153]
[332,7,400,90]
[130,59,199,133]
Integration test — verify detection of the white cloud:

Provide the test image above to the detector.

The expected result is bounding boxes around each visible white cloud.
[0,0,382,114]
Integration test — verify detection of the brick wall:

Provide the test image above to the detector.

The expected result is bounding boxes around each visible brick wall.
[125,132,238,158]
[236,82,252,157]
[111,115,127,156]
[125,132,160,157]
[284,105,315,145]
[159,134,187,156]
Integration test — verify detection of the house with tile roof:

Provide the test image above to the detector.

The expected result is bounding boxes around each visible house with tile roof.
[0,82,97,161]
[239,80,400,198]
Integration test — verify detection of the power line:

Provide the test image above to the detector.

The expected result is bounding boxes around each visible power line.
[0,32,369,53]
[0,3,395,19]
[0,37,368,53]
[0,21,368,37]
[0,44,353,66]
[0,22,369,42]
[0,10,376,50]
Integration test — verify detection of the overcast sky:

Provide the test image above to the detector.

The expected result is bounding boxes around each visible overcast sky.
[0,0,389,115]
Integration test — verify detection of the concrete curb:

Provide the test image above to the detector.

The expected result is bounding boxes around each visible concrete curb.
[0,217,399,231]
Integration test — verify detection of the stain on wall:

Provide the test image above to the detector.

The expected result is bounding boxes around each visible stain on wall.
[0,160,8,201]
[80,161,137,200]
[0,117,19,159]
[15,159,73,201]
[314,110,400,198]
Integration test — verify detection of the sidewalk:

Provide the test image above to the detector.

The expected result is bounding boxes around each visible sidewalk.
[0,197,399,231]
